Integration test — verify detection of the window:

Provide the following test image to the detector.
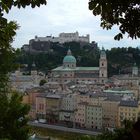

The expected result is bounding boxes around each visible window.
[39,104,44,110]
[133,113,135,116]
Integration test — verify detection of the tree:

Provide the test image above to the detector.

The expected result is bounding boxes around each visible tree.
[0,92,30,140]
[0,16,18,92]
[39,79,47,86]
[0,1,47,139]
[0,0,47,79]
[89,0,140,40]
[76,120,134,140]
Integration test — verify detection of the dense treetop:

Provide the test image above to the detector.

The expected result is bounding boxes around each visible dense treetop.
[0,1,47,140]
[0,0,47,12]
[89,0,140,40]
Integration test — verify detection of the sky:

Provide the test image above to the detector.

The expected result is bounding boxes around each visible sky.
[4,0,140,50]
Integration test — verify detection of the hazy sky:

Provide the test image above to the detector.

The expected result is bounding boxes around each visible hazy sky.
[4,0,140,49]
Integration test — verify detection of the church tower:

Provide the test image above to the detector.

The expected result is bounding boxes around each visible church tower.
[99,47,108,83]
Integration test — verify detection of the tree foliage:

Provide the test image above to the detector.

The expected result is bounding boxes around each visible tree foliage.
[17,42,100,73]
[89,0,140,40]
[0,0,47,12]
[76,120,135,140]
[39,79,47,86]
[0,15,18,91]
[0,0,47,76]
[0,92,30,140]
[17,45,140,76]
[0,0,47,139]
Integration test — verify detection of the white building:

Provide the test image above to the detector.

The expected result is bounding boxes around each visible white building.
[59,93,78,124]
[9,66,45,92]
[34,31,90,43]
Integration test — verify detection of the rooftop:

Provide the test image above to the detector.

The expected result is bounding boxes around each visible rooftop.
[103,89,133,94]
[105,95,122,102]
[119,100,138,107]
[75,72,99,78]
[10,75,33,82]
[52,66,99,71]
[37,93,63,99]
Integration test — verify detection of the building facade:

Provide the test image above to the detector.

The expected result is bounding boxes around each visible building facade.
[33,31,90,44]
[49,48,108,84]
[118,100,140,127]
[9,65,44,92]
[102,97,120,129]
[86,105,102,129]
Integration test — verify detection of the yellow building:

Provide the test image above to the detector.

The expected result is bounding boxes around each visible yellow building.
[118,100,140,127]
[36,93,62,123]
[102,96,121,129]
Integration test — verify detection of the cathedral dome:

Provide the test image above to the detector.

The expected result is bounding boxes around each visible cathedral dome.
[63,55,76,63]
[63,49,76,63]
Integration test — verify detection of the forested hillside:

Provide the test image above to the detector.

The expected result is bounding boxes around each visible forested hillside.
[15,42,140,77]
[107,47,140,76]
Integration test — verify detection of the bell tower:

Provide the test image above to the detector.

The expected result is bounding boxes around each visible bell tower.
[99,47,107,83]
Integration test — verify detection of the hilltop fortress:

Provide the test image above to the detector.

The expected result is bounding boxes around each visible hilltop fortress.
[33,31,90,43]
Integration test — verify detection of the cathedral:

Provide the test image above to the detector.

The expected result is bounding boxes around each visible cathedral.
[48,48,108,84]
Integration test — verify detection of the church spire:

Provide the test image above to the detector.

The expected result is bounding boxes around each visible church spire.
[67,47,72,56]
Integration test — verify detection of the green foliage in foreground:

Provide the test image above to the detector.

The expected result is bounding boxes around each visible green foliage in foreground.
[0,92,30,140]
[89,0,140,40]
[0,0,47,139]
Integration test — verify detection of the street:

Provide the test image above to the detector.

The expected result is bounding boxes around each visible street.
[28,122,102,136]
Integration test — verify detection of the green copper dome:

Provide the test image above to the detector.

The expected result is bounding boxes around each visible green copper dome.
[100,47,106,57]
[63,49,76,63]
[63,55,76,63]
